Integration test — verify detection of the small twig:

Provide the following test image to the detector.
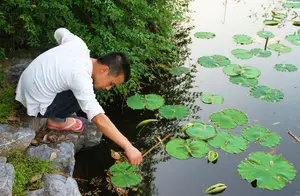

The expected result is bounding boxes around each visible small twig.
[142,133,173,158]
[264,38,269,50]
[288,130,300,143]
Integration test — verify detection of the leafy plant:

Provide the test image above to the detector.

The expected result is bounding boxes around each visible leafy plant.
[250,48,272,57]
[285,34,300,46]
[126,94,164,110]
[282,2,300,8]
[231,49,253,59]
[194,32,216,39]
[169,67,189,75]
[229,76,258,87]
[274,64,297,72]
[238,152,296,190]
[209,109,248,129]
[197,55,231,68]
[223,64,261,78]
[257,31,275,39]
[109,162,142,188]
[159,105,190,119]
[249,85,284,102]
[207,131,231,148]
[166,138,210,160]
[200,94,224,104]
[233,34,253,45]
[185,121,217,140]
[268,43,292,53]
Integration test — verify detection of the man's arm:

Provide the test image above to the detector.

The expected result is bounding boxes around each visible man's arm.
[92,113,142,165]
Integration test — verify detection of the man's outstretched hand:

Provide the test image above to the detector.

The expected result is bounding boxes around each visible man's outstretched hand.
[125,145,142,166]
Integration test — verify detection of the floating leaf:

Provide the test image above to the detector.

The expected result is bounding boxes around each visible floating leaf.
[207,131,231,148]
[223,64,261,78]
[242,125,280,147]
[159,105,189,119]
[197,55,231,68]
[285,34,300,46]
[238,152,296,190]
[233,34,253,45]
[263,19,280,26]
[185,122,217,140]
[166,138,209,159]
[207,151,218,162]
[126,94,164,110]
[250,85,284,102]
[194,32,216,39]
[231,49,253,59]
[274,64,297,72]
[257,31,275,39]
[210,109,248,129]
[109,162,142,188]
[282,2,300,8]
[268,43,292,53]
[229,76,259,87]
[169,67,189,75]
[200,94,224,104]
[272,12,287,20]
[250,48,272,57]
[222,135,248,153]
[205,183,227,194]
[293,21,300,26]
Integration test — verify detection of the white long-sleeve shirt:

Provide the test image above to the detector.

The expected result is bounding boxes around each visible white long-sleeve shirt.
[15,28,104,121]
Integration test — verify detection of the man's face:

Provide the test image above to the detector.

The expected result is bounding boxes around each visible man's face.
[93,66,125,90]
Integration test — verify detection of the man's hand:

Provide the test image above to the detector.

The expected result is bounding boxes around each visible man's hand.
[124,145,142,166]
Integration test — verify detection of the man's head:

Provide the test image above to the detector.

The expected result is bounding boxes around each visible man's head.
[92,52,131,90]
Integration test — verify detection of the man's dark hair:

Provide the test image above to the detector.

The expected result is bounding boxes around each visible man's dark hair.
[97,52,131,82]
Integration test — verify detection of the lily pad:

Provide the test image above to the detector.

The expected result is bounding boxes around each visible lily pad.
[207,131,231,148]
[197,55,231,68]
[126,94,165,110]
[159,105,189,119]
[268,43,292,53]
[166,138,210,160]
[169,67,189,75]
[231,49,253,59]
[185,121,217,140]
[293,21,300,26]
[285,34,300,46]
[283,3,300,8]
[274,64,297,72]
[200,94,224,104]
[272,12,287,20]
[242,125,280,147]
[207,151,218,162]
[250,48,272,57]
[263,19,280,26]
[250,85,284,102]
[223,64,261,78]
[109,162,142,188]
[209,109,248,129]
[233,34,253,45]
[222,135,248,153]
[229,76,259,87]
[238,152,296,190]
[194,32,216,39]
[257,31,275,39]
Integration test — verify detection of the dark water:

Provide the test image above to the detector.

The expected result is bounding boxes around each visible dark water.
[74,1,300,196]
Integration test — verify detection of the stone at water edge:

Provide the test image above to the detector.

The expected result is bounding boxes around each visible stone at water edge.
[0,156,14,196]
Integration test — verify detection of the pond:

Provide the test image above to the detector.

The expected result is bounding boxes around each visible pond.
[74,0,300,196]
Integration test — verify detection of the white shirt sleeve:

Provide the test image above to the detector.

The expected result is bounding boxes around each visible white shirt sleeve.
[69,70,105,122]
[54,28,82,45]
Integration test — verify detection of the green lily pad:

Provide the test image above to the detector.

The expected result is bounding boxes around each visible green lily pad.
[233,34,253,45]
[257,31,275,39]
[207,131,231,148]
[223,64,261,78]
[242,125,281,147]
[194,32,216,39]
[274,64,297,72]
[109,162,142,188]
[250,48,272,57]
[285,34,300,46]
[268,43,292,53]
[210,109,248,129]
[169,67,189,75]
[207,151,218,162]
[238,152,296,190]
[293,21,300,26]
[229,76,259,87]
[166,138,209,160]
[283,2,300,8]
[197,55,231,68]
[250,85,284,102]
[185,121,217,140]
[159,105,189,119]
[126,94,165,110]
[263,19,280,26]
[231,49,253,59]
[222,135,248,153]
[200,94,224,104]
[272,12,287,20]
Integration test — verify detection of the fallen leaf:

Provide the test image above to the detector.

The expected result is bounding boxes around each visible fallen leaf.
[50,151,57,161]
[272,122,280,125]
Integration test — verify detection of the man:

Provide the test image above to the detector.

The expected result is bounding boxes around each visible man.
[15,28,142,165]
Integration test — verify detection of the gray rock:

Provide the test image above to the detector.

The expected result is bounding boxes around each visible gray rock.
[0,158,14,196]
[0,125,35,156]
[26,174,81,196]
[27,142,75,176]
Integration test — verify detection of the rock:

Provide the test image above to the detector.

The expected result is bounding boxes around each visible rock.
[0,124,35,156]
[0,157,14,196]
[26,174,81,196]
[27,142,75,176]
